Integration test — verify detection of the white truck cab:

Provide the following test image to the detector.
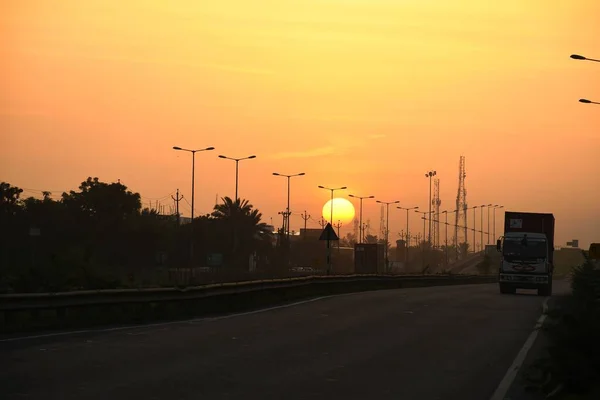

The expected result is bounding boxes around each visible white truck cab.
[497,231,553,296]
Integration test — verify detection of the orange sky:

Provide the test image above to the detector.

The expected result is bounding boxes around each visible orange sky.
[1,0,599,248]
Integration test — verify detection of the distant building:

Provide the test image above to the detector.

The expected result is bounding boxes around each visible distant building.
[566,240,579,248]
[299,228,325,240]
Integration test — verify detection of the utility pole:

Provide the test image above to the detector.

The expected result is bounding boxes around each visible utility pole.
[443,211,449,265]
[480,205,485,252]
[487,204,491,245]
[473,206,477,252]
[171,189,183,225]
[334,221,342,250]
[301,211,310,239]
[277,211,287,247]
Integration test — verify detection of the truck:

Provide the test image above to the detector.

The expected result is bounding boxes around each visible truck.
[496,211,555,296]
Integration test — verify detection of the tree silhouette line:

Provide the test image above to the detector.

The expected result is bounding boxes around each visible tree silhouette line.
[0,178,274,293]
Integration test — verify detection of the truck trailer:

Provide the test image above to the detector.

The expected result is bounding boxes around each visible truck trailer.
[496,211,555,296]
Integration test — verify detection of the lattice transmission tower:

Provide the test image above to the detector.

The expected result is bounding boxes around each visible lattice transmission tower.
[432,178,441,248]
[455,156,468,249]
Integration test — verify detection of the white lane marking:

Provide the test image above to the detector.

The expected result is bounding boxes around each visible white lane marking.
[0,292,362,343]
[489,297,550,400]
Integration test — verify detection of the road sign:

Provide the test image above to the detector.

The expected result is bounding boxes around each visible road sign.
[207,253,223,267]
[319,223,339,241]
[589,243,600,260]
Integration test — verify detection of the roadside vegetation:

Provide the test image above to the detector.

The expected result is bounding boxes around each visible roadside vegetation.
[0,179,275,293]
[475,253,492,275]
[527,253,600,399]
[1,179,477,294]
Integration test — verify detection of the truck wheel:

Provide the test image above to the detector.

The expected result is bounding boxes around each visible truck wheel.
[500,284,515,294]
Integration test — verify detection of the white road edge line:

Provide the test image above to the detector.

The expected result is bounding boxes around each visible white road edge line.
[489,297,550,400]
[0,292,363,343]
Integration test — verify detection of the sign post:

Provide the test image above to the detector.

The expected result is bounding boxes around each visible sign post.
[319,223,339,274]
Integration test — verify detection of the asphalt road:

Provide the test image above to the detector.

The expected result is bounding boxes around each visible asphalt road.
[1,282,563,400]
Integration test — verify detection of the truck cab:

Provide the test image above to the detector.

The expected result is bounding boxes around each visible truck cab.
[497,212,554,296]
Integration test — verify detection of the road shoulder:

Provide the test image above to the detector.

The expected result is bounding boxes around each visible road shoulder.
[501,293,569,400]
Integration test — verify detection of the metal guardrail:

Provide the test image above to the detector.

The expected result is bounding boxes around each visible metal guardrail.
[0,274,496,313]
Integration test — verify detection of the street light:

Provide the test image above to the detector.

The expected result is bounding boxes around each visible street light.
[397,206,418,265]
[485,203,492,245]
[570,54,600,63]
[376,200,400,269]
[218,154,257,200]
[481,204,492,250]
[472,206,479,252]
[172,145,215,265]
[318,186,347,225]
[479,205,487,252]
[273,172,305,240]
[579,98,600,105]
[425,171,436,244]
[493,205,504,243]
[348,194,375,243]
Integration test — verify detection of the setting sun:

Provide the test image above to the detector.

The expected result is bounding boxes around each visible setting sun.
[322,198,355,225]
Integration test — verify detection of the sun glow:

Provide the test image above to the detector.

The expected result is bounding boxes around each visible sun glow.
[322,198,355,225]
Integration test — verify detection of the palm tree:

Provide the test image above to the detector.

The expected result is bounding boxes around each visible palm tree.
[212,197,272,265]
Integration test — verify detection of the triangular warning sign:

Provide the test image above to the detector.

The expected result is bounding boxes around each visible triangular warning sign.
[319,223,339,241]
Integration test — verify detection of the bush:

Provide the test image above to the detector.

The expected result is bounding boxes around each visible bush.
[532,254,600,397]
[476,254,492,275]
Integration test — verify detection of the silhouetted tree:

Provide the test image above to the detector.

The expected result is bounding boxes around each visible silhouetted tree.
[458,242,470,258]
[61,177,141,222]
[364,234,379,244]
[340,232,356,247]
[212,197,272,267]
[0,179,279,293]
[0,182,23,204]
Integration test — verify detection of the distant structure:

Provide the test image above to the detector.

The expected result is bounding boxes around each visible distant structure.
[171,189,183,225]
[379,204,386,240]
[455,156,468,249]
[432,178,441,248]
[566,240,579,248]
[353,218,359,242]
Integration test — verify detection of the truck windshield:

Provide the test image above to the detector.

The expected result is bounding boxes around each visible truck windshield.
[503,237,547,260]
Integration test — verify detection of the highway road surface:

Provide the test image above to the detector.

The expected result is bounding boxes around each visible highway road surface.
[1,282,567,400]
